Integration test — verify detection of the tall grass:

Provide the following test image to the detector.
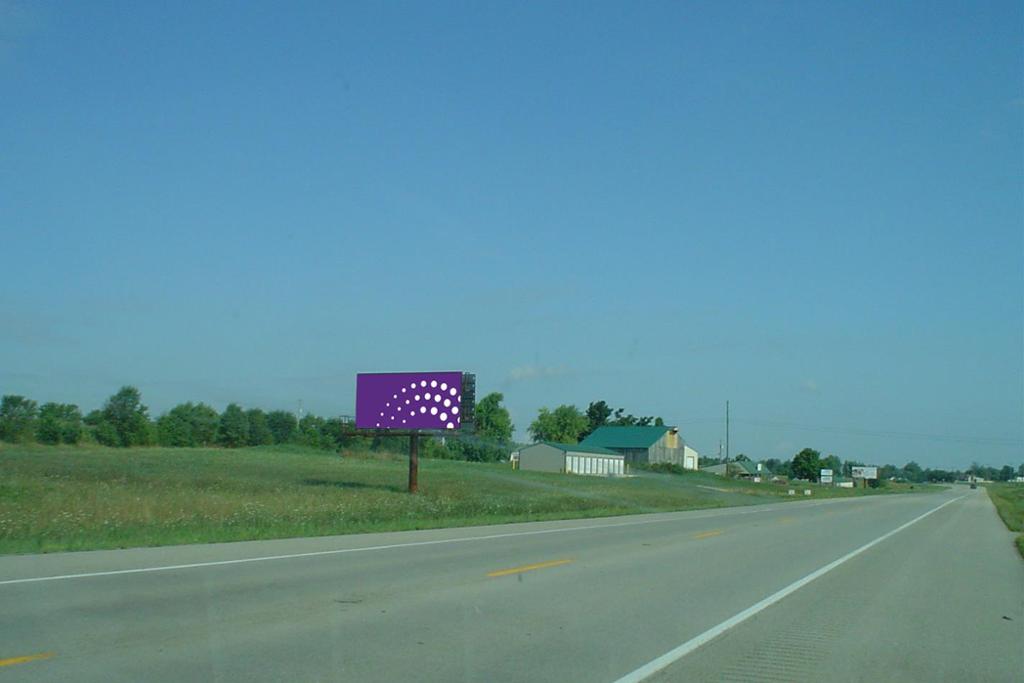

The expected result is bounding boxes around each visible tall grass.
[985,483,1024,558]
[0,443,935,554]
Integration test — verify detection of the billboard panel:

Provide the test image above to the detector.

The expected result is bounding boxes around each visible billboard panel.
[357,372,463,430]
[851,466,878,479]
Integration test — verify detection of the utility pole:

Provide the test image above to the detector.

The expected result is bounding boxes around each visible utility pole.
[725,400,730,468]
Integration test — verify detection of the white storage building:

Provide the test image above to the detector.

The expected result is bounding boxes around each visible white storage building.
[516,442,625,476]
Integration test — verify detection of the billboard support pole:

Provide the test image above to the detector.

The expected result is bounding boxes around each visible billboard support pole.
[408,432,419,493]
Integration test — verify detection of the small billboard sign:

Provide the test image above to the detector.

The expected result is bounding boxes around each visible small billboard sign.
[852,466,878,480]
[356,372,463,430]
[820,468,833,484]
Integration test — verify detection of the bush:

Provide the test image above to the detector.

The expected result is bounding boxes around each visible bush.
[0,395,39,443]
[417,434,509,462]
[267,411,298,444]
[98,386,152,447]
[36,403,83,445]
[646,462,687,475]
[217,404,250,448]
[246,409,274,446]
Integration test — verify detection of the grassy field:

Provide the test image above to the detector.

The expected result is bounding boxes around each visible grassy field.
[985,483,1024,558]
[0,444,939,554]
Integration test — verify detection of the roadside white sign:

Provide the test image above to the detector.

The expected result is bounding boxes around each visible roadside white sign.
[852,466,878,479]
[820,469,833,477]
[820,475,833,484]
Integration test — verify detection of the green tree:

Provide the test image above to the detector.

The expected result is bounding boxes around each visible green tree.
[246,409,274,446]
[528,405,588,444]
[582,400,612,438]
[36,402,63,445]
[790,448,822,481]
[322,417,358,451]
[923,468,954,482]
[608,407,662,427]
[998,465,1015,482]
[734,453,750,462]
[217,404,249,448]
[0,395,39,443]
[902,461,924,483]
[99,386,151,447]
[36,402,83,445]
[821,454,842,475]
[94,421,120,447]
[267,410,298,444]
[157,403,196,447]
[59,404,83,444]
[190,403,220,446]
[474,393,513,443]
[298,414,329,449]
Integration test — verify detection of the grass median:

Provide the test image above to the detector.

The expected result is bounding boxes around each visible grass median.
[0,443,940,554]
[985,483,1024,558]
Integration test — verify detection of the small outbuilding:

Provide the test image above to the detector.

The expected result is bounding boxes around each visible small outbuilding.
[516,441,625,476]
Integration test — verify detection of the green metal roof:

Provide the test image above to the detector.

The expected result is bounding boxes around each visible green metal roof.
[580,426,671,449]
[538,441,621,456]
[735,460,759,475]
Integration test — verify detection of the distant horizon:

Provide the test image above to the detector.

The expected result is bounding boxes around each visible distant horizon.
[0,378,1017,473]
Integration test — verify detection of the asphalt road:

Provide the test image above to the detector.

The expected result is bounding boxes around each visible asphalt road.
[1,486,1021,682]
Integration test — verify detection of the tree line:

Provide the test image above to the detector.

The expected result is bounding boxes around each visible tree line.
[726,447,1023,484]
[527,400,664,443]
[0,387,516,462]
[5,389,1019,478]
[0,388,359,450]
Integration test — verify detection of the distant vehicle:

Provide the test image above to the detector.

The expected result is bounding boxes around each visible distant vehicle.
[970,483,977,489]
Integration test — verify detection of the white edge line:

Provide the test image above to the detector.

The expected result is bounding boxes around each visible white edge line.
[0,495,881,586]
[612,494,966,683]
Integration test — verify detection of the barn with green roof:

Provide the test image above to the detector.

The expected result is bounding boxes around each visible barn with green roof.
[579,425,699,469]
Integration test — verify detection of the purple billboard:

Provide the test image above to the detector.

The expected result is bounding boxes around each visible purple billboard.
[356,372,463,430]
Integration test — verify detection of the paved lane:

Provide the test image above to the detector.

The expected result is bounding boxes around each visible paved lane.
[1,488,1019,682]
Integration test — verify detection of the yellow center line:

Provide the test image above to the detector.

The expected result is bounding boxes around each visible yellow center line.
[694,530,723,540]
[487,559,572,578]
[778,517,796,524]
[0,652,55,668]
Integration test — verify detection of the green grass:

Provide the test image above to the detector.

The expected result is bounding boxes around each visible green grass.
[0,443,940,554]
[985,483,1024,558]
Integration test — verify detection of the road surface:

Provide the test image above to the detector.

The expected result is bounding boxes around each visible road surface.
[1,486,1021,682]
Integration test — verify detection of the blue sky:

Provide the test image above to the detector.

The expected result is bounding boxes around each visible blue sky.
[2,1,1021,469]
